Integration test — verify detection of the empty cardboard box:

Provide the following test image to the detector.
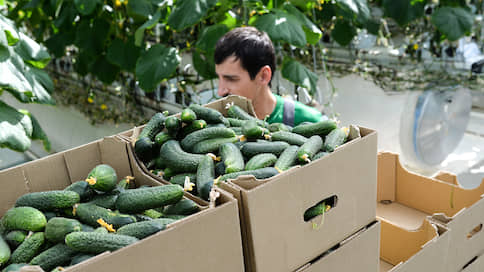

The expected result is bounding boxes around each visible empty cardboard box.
[0,136,244,272]
[377,151,484,272]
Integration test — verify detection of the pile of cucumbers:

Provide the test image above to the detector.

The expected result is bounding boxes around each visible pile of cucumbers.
[0,164,199,272]
[134,102,350,202]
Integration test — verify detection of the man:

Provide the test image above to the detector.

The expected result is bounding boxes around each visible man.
[214,26,326,126]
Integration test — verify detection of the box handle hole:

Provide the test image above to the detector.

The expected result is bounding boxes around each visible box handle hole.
[467,224,483,239]
[303,195,338,223]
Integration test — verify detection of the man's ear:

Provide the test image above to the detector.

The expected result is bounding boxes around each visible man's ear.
[257,65,272,85]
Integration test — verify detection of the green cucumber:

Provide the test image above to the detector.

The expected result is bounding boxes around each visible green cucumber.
[231,127,243,135]
[313,151,329,160]
[162,167,177,180]
[10,232,45,264]
[268,122,291,132]
[117,176,135,191]
[189,104,226,124]
[45,217,82,243]
[180,119,207,138]
[116,221,165,239]
[4,230,27,249]
[192,136,238,154]
[220,143,245,174]
[70,253,95,265]
[220,167,279,181]
[275,145,299,171]
[159,140,205,173]
[94,227,109,233]
[143,209,163,219]
[165,116,181,137]
[115,184,184,214]
[134,136,155,163]
[323,127,348,152]
[0,235,10,267]
[2,207,47,232]
[134,214,155,222]
[245,153,277,170]
[138,112,166,140]
[297,135,323,163]
[291,119,337,137]
[154,131,173,146]
[64,181,96,201]
[227,104,262,125]
[87,193,119,209]
[75,203,136,229]
[180,108,197,123]
[169,173,197,188]
[65,232,138,254]
[215,161,226,176]
[196,155,215,201]
[270,131,308,146]
[181,127,236,152]
[43,212,57,221]
[86,164,118,192]
[304,202,326,221]
[242,120,266,139]
[80,224,95,232]
[30,243,77,271]
[227,117,245,127]
[154,218,177,225]
[240,141,289,158]
[2,263,28,272]
[15,190,80,211]
[160,215,186,220]
[163,198,199,216]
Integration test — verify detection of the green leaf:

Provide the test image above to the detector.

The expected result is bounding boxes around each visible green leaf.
[167,0,218,31]
[74,0,100,15]
[281,57,318,94]
[0,0,4,6]
[382,0,425,26]
[195,24,229,53]
[0,100,32,152]
[14,33,51,69]
[106,38,140,71]
[0,30,9,61]
[331,19,356,46]
[135,44,180,92]
[431,7,473,41]
[127,0,155,22]
[219,10,237,28]
[283,3,322,45]
[91,55,120,84]
[336,0,371,21]
[18,109,51,151]
[54,3,78,29]
[5,30,19,46]
[74,19,110,57]
[45,30,75,57]
[0,15,20,45]
[134,10,161,47]
[254,9,307,47]
[192,49,216,79]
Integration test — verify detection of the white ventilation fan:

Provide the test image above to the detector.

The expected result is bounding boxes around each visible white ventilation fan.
[399,84,472,169]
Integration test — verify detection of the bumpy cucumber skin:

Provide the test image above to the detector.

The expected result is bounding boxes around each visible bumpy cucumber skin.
[240,141,289,158]
[135,136,155,163]
[227,117,245,127]
[189,104,225,124]
[75,203,136,229]
[115,184,184,214]
[87,193,119,209]
[220,167,279,181]
[70,253,95,265]
[323,127,347,152]
[15,190,80,211]
[10,232,45,264]
[245,153,278,170]
[169,173,197,187]
[0,235,11,267]
[181,108,197,123]
[313,151,329,160]
[65,232,139,254]
[196,155,215,201]
[291,119,337,137]
[2,263,28,272]
[116,221,165,239]
[163,198,199,216]
[191,136,238,154]
[304,203,326,221]
[181,127,236,152]
[164,116,182,137]
[268,122,291,132]
[86,164,118,192]
[297,135,323,163]
[30,243,78,271]
[4,230,27,248]
[159,140,205,173]
[270,131,308,146]
[2,207,47,232]
[180,119,207,138]
[64,181,96,201]
[154,131,173,146]
[44,217,82,243]
[275,145,299,171]
[220,143,245,174]
[138,112,166,140]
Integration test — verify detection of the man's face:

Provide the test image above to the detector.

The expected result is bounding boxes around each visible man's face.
[215,56,260,101]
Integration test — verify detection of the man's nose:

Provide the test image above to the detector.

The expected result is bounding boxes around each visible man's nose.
[218,85,228,97]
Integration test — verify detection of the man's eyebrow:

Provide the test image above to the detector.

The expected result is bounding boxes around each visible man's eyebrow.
[221,74,239,80]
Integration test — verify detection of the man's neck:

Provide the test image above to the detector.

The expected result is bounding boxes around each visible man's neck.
[252,86,276,120]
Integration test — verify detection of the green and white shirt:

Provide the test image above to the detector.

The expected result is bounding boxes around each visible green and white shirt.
[265,94,325,126]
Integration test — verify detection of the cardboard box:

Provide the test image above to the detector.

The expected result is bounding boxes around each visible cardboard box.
[461,252,484,272]
[120,95,378,271]
[0,136,244,272]
[377,152,484,272]
[379,217,450,272]
[294,221,380,272]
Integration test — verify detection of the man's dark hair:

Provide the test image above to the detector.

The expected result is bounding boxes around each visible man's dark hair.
[215,27,276,86]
